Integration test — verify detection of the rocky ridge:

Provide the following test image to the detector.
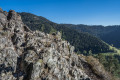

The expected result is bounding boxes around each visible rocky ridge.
[0,8,114,80]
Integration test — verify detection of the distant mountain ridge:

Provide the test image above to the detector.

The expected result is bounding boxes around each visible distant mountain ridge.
[63,24,120,48]
[19,12,113,54]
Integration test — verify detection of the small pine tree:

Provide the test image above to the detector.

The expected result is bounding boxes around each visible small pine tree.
[83,50,87,55]
[88,50,92,56]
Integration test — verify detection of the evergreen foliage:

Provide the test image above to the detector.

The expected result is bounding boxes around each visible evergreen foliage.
[64,24,120,48]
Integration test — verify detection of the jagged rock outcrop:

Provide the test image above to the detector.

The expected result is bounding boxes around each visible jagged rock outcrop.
[0,8,114,80]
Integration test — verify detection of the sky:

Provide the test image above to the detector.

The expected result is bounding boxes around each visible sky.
[0,0,120,26]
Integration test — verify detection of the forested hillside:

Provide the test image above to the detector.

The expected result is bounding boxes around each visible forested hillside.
[19,12,113,54]
[94,49,120,79]
[64,24,120,48]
